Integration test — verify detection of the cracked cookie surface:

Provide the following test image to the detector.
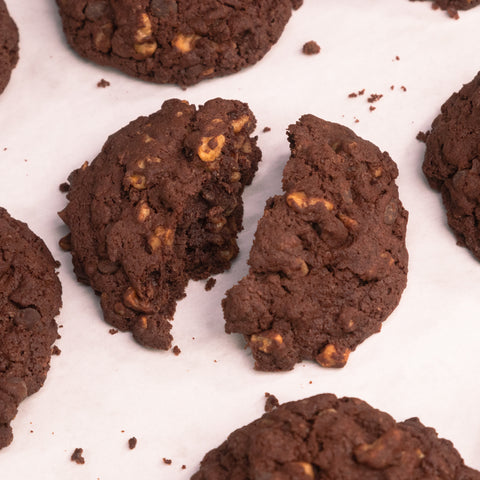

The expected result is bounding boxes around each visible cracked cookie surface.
[423,71,480,260]
[59,98,261,349]
[223,115,408,371]
[55,0,302,87]
[0,0,19,94]
[0,208,62,449]
[192,394,480,479]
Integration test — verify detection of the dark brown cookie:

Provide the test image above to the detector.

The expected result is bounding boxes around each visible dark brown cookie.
[191,394,480,479]
[410,0,480,12]
[223,115,408,371]
[55,0,302,87]
[422,72,480,260]
[0,208,62,449]
[0,0,19,94]
[59,98,261,349]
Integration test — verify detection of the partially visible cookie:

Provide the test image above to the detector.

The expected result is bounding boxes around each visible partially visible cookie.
[0,208,62,449]
[423,72,480,260]
[410,0,480,12]
[0,0,19,94]
[192,394,480,479]
[223,115,408,371]
[59,98,261,349]
[55,0,302,87]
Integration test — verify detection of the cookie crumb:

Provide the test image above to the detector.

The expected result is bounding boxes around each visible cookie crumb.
[205,277,216,291]
[263,126,271,133]
[109,328,119,335]
[163,458,172,465]
[354,117,360,123]
[264,392,279,412]
[302,41,320,55]
[52,345,61,356]
[369,106,376,112]
[390,85,395,90]
[367,93,383,103]
[71,448,85,464]
[446,7,459,19]
[395,55,400,61]
[416,130,429,143]
[348,92,358,98]
[59,182,70,193]
[358,89,365,96]
[181,465,186,470]
[97,79,110,88]
[172,345,181,356]
[401,86,407,92]
[128,437,137,450]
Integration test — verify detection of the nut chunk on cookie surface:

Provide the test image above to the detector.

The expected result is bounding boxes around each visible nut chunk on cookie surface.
[55,0,302,87]
[59,98,261,350]
[422,71,480,261]
[0,208,62,449]
[191,394,480,479]
[223,115,408,371]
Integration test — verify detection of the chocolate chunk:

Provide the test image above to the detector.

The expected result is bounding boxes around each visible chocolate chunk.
[223,115,408,371]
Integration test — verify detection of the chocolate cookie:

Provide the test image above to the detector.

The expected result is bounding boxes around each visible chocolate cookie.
[55,0,302,87]
[410,0,480,12]
[0,0,19,94]
[59,98,261,349]
[223,115,408,371]
[422,72,480,260]
[192,394,480,479]
[0,208,62,449]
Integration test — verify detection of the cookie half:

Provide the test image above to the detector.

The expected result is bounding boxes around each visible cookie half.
[0,0,19,94]
[59,98,261,349]
[56,0,302,87]
[223,115,408,371]
[0,208,62,449]
[192,394,480,479]
[423,72,480,260]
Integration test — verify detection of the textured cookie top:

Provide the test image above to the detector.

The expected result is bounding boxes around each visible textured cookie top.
[0,208,62,449]
[223,115,408,371]
[192,394,480,479]
[423,71,480,260]
[59,98,261,349]
[56,0,302,87]
[0,0,19,94]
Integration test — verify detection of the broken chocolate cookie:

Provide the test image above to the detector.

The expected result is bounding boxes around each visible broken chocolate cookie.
[55,0,302,87]
[223,115,408,371]
[0,0,19,94]
[0,208,62,449]
[59,98,260,349]
[422,71,480,260]
[191,394,480,479]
